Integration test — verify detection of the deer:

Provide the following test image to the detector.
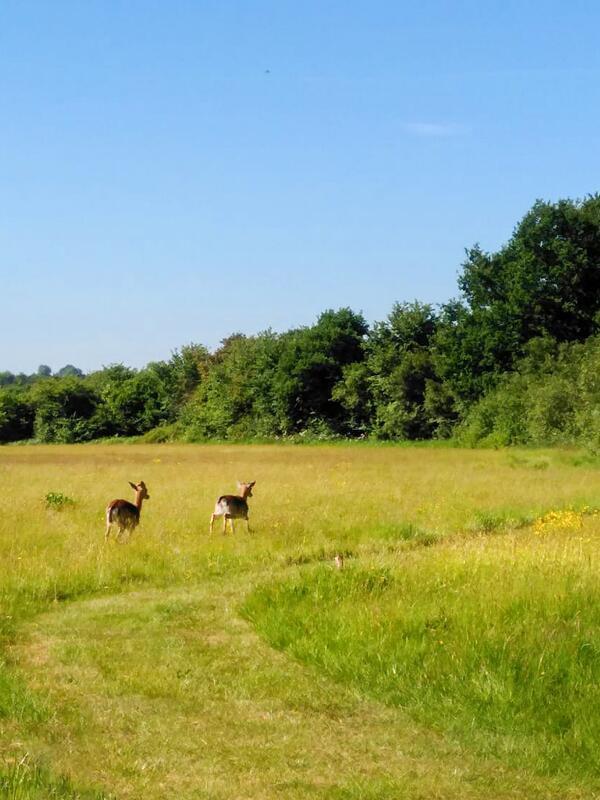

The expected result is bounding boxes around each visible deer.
[105,481,150,542]
[210,481,255,534]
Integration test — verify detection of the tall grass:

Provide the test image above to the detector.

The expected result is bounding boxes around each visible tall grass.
[2,443,600,798]
[243,527,600,778]
[0,757,109,799]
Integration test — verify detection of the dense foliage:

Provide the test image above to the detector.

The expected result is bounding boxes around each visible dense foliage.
[457,335,600,450]
[4,195,600,445]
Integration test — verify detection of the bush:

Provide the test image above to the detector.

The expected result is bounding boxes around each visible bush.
[44,492,75,510]
[30,378,100,443]
[0,391,34,443]
[457,336,600,448]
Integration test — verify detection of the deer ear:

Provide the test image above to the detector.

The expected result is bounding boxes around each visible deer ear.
[129,482,137,490]
[250,481,256,487]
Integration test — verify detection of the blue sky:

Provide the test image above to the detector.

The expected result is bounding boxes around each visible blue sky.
[2,1,600,373]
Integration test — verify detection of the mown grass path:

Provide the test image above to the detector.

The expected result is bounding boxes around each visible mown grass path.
[10,579,589,800]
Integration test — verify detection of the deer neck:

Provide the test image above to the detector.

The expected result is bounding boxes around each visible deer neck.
[135,492,145,514]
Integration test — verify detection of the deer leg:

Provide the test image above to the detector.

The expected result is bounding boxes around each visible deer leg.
[223,515,228,535]
[246,516,251,533]
[105,522,111,541]
[210,513,216,533]
[230,517,236,535]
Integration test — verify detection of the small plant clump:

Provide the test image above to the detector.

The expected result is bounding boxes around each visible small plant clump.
[44,491,75,511]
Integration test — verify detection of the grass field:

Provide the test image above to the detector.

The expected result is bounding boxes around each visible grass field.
[2,443,600,798]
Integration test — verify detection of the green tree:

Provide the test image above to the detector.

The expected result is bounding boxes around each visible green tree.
[30,378,100,443]
[435,196,600,405]
[181,333,283,440]
[0,372,16,387]
[92,366,171,436]
[56,364,84,378]
[273,308,368,435]
[167,343,212,407]
[334,302,448,439]
[0,390,34,442]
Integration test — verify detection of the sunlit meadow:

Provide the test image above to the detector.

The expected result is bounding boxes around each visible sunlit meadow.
[2,443,600,799]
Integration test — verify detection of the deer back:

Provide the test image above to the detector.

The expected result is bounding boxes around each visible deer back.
[107,499,140,526]
[215,494,249,518]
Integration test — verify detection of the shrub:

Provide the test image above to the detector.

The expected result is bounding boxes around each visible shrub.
[44,492,75,510]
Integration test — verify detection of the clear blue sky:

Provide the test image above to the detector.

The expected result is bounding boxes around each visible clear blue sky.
[2,1,600,373]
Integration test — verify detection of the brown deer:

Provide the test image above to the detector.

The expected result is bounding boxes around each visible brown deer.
[105,481,150,541]
[210,481,255,534]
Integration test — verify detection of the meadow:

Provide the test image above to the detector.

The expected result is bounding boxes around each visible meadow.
[1,443,600,799]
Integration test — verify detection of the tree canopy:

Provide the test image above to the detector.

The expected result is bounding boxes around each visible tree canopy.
[3,196,600,445]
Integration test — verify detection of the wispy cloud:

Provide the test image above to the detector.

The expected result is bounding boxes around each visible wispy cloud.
[402,122,467,137]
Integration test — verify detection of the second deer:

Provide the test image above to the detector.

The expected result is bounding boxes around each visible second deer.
[210,481,255,534]
[105,481,150,542]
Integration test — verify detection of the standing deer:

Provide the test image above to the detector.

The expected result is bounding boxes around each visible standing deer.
[105,481,150,541]
[210,481,255,534]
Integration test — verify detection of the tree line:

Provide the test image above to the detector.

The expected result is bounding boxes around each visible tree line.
[3,195,600,446]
